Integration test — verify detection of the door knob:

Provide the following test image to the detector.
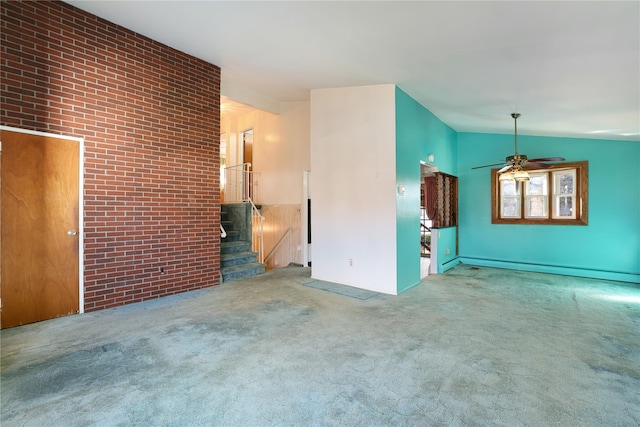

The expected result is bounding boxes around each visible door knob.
[67,230,78,236]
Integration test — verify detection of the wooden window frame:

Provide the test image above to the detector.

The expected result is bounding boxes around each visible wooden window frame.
[491,161,588,225]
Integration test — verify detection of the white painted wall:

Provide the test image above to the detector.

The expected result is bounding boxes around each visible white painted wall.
[220,115,239,168]
[310,84,398,294]
[253,102,310,205]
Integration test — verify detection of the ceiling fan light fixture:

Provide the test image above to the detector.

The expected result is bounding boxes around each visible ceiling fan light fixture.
[513,169,530,182]
[498,172,514,182]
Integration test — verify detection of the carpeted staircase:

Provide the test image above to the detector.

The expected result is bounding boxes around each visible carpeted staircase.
[221,203,265,282]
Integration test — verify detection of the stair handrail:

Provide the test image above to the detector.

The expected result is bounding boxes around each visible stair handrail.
[264,227,293,264]
[420,220,431,253]
[224,163,253,203]
[248,197,265,263]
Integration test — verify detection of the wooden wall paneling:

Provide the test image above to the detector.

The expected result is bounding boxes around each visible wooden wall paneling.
[260,204,302,269]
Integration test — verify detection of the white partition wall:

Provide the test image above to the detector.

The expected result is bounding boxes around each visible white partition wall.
[310,85,398,294]
[255,101,310,205]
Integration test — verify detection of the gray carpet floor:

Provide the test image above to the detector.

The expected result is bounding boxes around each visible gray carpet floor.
[1,264,639,426]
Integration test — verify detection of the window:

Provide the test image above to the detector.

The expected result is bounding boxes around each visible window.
[552,169,576,219]
[491,161,588,225]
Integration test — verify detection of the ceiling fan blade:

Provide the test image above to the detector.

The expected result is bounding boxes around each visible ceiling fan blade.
[498,164,514,174]
[472,162,506,170]
[526,162,551,169]
[527,157,565,162]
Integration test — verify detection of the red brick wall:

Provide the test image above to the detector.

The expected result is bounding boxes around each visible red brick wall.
[1,1,221,311]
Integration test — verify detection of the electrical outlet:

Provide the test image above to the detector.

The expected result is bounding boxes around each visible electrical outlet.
[446,248,450,255]
[348,258,353,267]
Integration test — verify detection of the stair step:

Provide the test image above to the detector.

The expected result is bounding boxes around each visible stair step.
[221,240,252,254]
[222,262,266,283]
[220,203,264,281]
[222,230,240,241]
[221,251,259,268]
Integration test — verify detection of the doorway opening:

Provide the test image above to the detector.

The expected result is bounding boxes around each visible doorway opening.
[420,162,438,278]
[242,129,253,199]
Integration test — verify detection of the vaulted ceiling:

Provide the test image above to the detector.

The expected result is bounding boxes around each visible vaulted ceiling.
[67,1,639,141]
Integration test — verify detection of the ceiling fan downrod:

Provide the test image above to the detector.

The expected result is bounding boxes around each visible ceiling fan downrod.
[512,112,521,158]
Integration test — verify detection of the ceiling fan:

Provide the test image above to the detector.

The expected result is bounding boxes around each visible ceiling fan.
[472,113,565,181]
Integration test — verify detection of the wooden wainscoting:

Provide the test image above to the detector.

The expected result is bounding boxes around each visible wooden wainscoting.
[260,204,302,270]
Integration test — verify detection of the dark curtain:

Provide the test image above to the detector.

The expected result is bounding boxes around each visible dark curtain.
[424,176,437,222]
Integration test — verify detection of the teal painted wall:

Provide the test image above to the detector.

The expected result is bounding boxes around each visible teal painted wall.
[435,227,460,274]
[458,132,640,282]
[395,87,457,292]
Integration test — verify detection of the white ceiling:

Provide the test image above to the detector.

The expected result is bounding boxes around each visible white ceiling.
[67,1,639,141]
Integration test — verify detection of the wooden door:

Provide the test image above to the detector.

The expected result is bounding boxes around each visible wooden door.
[242,129,253,169]
[1,129,80,328]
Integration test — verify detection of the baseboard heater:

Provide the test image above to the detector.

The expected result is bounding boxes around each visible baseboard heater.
[458,257,639,284]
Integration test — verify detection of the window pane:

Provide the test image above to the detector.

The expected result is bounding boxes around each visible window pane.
[558,196,573,216]
[526,173,548,195]
[502,196,520,218]
[555,172,574,195]
[501,181,518,196]
[500,181,520,218]
[525,195,548,218]
[553,196,575,219]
